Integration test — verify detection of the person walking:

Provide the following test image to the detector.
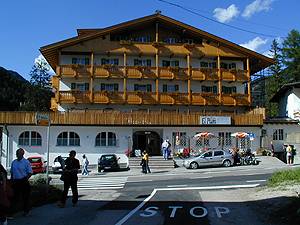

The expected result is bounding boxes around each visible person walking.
[10,148,32,216]
[81,154,89,176]
[58,150,80,208]
[142,150,151,174]
[0,164,12,225]
[162,139,169,160]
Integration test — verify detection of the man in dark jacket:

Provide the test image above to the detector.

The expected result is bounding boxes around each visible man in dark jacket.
[58,150,80,208]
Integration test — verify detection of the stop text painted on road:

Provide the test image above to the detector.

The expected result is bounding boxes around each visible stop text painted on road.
[140,205,230,218]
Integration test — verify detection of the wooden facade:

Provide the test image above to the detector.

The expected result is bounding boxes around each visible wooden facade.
[0,111,263,126]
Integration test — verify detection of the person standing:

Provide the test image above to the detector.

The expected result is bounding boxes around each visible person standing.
[0,164,12,225]
[162,139,169,160]
[58,150,80,208]
[270,141,275,157]
[142,150,151,174]
[10,148,32,216]
[286,144,293,165]
[81,154,89,176]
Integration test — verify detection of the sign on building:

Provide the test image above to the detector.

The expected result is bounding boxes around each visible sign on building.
[200,116,231,125]
[36,113,50,126]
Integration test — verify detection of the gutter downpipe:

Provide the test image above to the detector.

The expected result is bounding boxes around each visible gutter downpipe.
[4,125,9,168]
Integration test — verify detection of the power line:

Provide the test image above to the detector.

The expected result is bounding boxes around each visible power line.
[157,0,284,38]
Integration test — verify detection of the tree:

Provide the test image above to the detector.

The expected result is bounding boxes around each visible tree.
[265,39,283,117]
[29,56,51,89]
[281,29,300,82]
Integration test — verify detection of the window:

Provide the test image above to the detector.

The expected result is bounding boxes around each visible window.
[172,132,187,147]
[162,60,179,67]
[95,132,117,147]
[162,84,179,92]
[71,57,89,65]
[101,58,119,65]
[100,83,119,91]
[134,84,152,92]
[71,83,89,91]
[164,37,177,44]
[18,131,42,146]
[57,132,80,146]
[222,86,237,94]
[201,86,217,94]
[200,61,217,68]
[214,151,224,156]
[218,132,232,147]
[31,131,42,146]
[195,137,210,147]
[220,62,236,69]
[134,59,151,66]
[273,129,284,140]
[133,36,151,43]
[203,151,213,157]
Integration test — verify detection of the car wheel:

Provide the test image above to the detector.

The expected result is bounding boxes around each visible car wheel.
[223,160,231,167]
[190,162,199,169]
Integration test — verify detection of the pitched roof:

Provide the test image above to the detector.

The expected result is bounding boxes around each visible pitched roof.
[40,13,274,71]
[270,82,300,102]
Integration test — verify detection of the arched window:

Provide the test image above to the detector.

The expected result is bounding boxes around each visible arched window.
[18,131,42,146]
[19,131,30,146]
[31,131,42,146]
[57,132,80,146]
[95,132,116,147]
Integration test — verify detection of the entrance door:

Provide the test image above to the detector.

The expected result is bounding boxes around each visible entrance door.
[132,131,161,156]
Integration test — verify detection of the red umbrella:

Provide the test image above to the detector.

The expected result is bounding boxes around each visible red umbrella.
[231,132,249,138]
[194,132,215,139]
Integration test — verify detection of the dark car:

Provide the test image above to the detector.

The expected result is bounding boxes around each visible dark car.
[52,156,67,174]
[98,154,120,172]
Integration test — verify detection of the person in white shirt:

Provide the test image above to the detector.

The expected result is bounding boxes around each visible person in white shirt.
[82,154,89,176]
[162,139,170,160]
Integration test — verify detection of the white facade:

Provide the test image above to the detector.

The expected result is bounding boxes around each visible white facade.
[278,86,300,120]
[1,124,261,167]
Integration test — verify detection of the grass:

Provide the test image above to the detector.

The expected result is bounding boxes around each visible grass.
[267,168,300,187]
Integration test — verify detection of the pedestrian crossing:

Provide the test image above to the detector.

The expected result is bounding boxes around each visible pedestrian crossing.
[77,176,128,190]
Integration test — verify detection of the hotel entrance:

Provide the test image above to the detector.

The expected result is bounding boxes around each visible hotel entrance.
[132,131,161,156]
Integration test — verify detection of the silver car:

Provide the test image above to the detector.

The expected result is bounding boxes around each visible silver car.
[183,150,233,169]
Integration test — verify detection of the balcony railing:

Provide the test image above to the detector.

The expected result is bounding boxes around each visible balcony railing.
[60,91,90,103]
[127,66,157,79]
[221,69,248,82]
[94,65,124,78]
[0,110,264,126]
[57,65,91,77]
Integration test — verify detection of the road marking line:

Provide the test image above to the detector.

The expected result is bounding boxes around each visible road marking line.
[246,179,266,183]
[115,183,260,224]
[115,189,157,225]
[189,176,213,179]
[127,180,153,183]
[167,185,188,188]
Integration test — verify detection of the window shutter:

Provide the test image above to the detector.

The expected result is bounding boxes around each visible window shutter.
[213,86,217,94]
[146,84,152,92]
[84,83,89,91]
[101,83,105,91]
[134,84,138,91]
[232,87,237,93]
[163,84,167,92]
[201,86,206,92]
[114,83,119,91]
[71,83,76,90]
[175,85,179,92]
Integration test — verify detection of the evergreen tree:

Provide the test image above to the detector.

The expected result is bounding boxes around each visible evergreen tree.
[281,29,300,82]
[29,56,51,89]
[265,39,283,117]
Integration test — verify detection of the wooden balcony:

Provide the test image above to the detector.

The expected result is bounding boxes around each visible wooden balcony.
[57,65,91,78]
[201,93,220,105]
[221,69,248,82]
[127,66,157,79]
[59,91,90,103]
[159,67,174,79]
[222,94,235,106]
[191,68,219,81]
[93,91,125,104]
[191,93,206,105]
[127,92,142,104]
[233,93,249,106]
[0,111,264,126]
[94,65,124,78]
[93,91,109,104]
[51,76,59,90]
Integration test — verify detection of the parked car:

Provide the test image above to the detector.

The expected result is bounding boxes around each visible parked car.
[183,149,233,169]
[52,156,67,174]
[27,156,46,174]
[98,154,120,172]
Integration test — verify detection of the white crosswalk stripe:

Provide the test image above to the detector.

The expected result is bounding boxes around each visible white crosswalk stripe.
[77,176,128,190]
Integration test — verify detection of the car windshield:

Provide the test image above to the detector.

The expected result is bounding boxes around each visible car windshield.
[101,155,116,161]
[28,158,42,163]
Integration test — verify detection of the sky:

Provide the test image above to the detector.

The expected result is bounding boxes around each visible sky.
[0,0,299,80]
